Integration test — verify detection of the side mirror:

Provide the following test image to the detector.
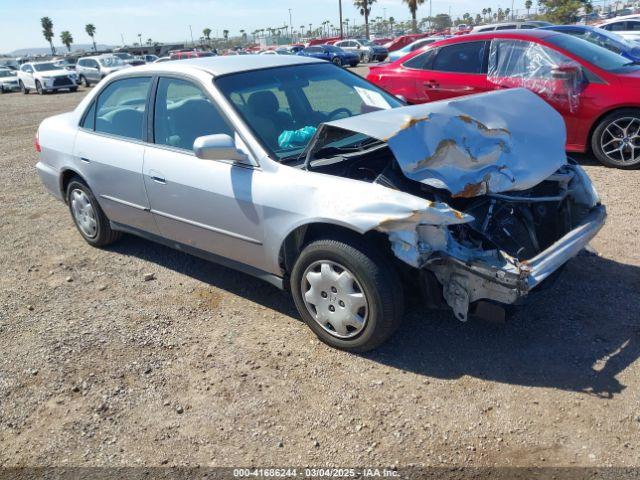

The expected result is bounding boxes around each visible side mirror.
[551,64,580,81]
[194,134,251,164]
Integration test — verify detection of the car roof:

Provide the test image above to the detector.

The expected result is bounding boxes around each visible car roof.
[121,54,324,77]
[436,29,559,43]
[599,15,640,24]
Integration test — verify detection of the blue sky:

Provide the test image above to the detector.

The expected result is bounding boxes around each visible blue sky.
[0,0,533,52]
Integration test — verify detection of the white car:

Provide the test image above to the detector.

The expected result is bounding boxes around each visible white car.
[0,68,20,93]
[597,15,640,42]
[17,61,78,95]
[387,36,448,62]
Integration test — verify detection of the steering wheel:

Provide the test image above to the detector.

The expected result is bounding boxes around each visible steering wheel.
[326,108,352,121]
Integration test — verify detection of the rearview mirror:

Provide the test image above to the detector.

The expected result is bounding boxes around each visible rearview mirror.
[194,134,251,164]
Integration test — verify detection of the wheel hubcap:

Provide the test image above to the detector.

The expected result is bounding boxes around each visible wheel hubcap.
[301,260,368,339]
[600,117,640,164]
[70,189,98,238]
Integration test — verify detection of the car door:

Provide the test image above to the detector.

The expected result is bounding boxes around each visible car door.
[21,65,35,88]
[89,59,102,82]
[486,38,587,146]
[409,41,492,102]
[142,75,265,267]
[73,76,158,233]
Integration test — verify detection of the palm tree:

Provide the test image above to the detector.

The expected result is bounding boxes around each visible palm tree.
[85,24,97,52]
[388,16,394,35]
[60,31,73,52]
[525,0,533,17]
[41,17,56,55]
[354,0,376,38]
[222,29,229,41]
[203,27,212,47]
[402,0,424,33]
[475,14,482,25]
[482,8,487,22]
[147,38,153,46]
[505,8,511,21]
[497,8,504,21]
[487,7,492,22]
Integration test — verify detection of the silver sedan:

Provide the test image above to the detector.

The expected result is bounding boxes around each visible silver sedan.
[35,56,605,351]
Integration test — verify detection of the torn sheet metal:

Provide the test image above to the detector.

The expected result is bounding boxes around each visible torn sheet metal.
[487,39,583,113]
[324,88,567,198]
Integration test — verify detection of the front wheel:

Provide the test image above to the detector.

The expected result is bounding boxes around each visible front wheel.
[19,81,29,94]
[332,56,343,67]
[81,75,91,87]
[70,86,78,93]
[290,238,403,352]
[591,109,640,169]
[66,178,122,247]
[35,80,44,95]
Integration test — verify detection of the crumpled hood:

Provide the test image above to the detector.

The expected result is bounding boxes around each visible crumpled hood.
[324,88,567,197]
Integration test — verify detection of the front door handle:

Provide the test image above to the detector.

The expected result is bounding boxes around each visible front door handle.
[149,170,166,184]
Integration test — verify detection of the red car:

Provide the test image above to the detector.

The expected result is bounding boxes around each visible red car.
[367,30,640,168]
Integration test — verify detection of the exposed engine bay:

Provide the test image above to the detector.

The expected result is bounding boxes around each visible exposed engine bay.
[304,142,589,263]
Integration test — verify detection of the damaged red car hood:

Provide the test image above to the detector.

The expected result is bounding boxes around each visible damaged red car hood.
[324,88,567,198]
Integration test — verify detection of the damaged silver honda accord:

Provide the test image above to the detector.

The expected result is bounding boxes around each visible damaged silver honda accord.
[36,56,605,351]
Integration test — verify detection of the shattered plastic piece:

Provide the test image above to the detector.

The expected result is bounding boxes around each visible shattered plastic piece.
[278,126,317,149]
[324,88,567,197]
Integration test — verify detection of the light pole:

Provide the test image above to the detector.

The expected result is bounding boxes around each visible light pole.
[288,8,293,39]
[338,0,344,38]
[189,25,194,46]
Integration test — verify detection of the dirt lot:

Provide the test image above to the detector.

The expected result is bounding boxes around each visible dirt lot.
[0,81,639,469]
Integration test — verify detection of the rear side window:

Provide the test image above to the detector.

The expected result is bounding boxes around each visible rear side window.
[431,42,486,74]
[630,21,640,31]
[496,24,516,30]
[153,77,233,151]
[95,77,152,140]
[403,48,438,69]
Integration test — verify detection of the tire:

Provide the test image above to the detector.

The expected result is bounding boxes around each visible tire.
[35,80,44,95]
[290,237,404,352]
[19,81,29,94]
[591,109,640,169]
[70,86,78,93]
[332,56,343,67]
[66,177,122,247]
[80,75,91,87]
[0,86,5,94]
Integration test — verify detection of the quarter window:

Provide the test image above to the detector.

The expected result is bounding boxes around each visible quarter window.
[153,77,233,151]
[431,42,487,74]
[402,49,438,70]
[81,101,96,130]
[95,77,152,141]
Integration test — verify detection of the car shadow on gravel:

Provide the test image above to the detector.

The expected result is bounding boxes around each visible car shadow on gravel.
[109,236,639,398]
[106,235,299,316]
[366,252,640,398]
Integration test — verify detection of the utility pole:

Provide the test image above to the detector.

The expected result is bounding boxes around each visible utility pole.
[338,0,344,38]
[120,33,125,46]
[511,0,514,20]
[429,0,432,31]
[189,25,194,46]
[288,8,293,39]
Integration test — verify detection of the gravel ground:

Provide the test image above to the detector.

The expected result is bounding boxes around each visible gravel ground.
[0,81,639,469]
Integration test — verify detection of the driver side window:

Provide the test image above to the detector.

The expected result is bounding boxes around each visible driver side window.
[153,77,233,152]
[95,77,152,140]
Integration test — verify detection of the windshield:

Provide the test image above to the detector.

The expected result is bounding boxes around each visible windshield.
[216,63,402,161]
[33,63,60,72]
[594,28,636,48]
[359,39,375,46]
[114,53,134,60]
[546,33,640,71]
[99,56,126,67]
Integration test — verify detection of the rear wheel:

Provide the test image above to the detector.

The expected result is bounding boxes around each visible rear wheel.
[332,56,343,67]
[66,178,122,247]
[290,237,403,352]
[80,75,91,87]
[19,81,29,94]
[591,109,640,169]
[70,86,78,93]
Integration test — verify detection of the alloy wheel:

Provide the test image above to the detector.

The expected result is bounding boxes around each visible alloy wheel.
[301,260,369,339]
[600,116,640,165]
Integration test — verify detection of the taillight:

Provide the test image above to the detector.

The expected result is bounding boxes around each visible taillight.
[34,130,41,153]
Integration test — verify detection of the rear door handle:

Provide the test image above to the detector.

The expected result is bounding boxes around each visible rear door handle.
[424,80,439,88]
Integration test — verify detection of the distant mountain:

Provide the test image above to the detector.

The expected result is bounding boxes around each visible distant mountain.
[8,44,114,56]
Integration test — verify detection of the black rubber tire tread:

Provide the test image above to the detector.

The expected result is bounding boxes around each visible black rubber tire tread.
[290,236,403,352]
[591,108,640,169]
[66,177,122,247]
